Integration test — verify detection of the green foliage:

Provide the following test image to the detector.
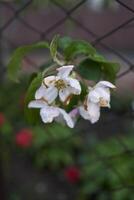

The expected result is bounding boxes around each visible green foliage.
[59,36,73,50]
[7,41,49,82]
[50,35,59,62]
[64,40,96,61]
[8,35,120,89]
[77,54,120,82]
[30,123,81,169]
[24,73,43,124]
[80,136,134,200]
[1,80,134,199]
[78,59,102,81]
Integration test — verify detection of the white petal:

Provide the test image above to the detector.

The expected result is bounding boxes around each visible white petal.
[88,89,100,103]
[69,108,79,118]
[57,65,74,78]
[44,76,56,87]
[96,81,116,89]
[87,102,100,123]
[67,78,81,94]
[40,106,59,123]
[35,85,46,100]
[43,86,58,104]
[95,87,110,102]
[79,106,90,120]
[69,108,79,125]
[59,88,71,102]
[59,108,74,128]
[28,100,46,108]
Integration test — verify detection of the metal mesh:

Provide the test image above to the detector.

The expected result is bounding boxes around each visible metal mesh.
[0,0,134,195]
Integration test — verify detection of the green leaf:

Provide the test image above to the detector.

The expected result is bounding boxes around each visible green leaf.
[102,62,120,82]
[7,41,49,82]
[77,59,102,81]
[64,40,96,61]
[58,36,73,50]
[89,53,120,82]
[89,53,107,63]
[50,35,65,65]
[24,73,43,124]
[50,34,59,59]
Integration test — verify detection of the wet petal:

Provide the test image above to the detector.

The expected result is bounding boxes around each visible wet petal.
[40,106,59,123]
[57,65,74,78]
[28,100,46,108]
[59,108,74,128]
[59,88,71,102]
[87,102,100,123]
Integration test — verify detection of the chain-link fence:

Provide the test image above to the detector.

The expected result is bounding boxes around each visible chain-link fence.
[0,0,134,199]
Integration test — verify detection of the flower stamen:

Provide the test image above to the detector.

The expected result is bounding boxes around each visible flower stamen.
[55,79,66,90]
[99,97,108,107]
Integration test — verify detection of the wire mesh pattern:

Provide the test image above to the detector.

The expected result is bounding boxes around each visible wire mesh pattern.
[0,0,134,197]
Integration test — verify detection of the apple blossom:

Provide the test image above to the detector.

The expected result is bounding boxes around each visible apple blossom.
[79,81,116,123]
[35,65,81,104]
[28,100,74,128]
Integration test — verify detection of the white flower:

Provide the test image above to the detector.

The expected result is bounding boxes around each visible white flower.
[28,100,74,128]
[79,81,116,123]
[35,65,81,104]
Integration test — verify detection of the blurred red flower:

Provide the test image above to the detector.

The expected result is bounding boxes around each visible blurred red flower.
[0,112,6,127]
[64,166,80,184]
[16,128,33,148]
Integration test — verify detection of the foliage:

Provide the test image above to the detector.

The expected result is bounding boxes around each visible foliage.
[5,35,134,199]
[0,81,134,199]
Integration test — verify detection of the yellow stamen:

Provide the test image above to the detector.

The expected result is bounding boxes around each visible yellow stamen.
[55,79,66,90]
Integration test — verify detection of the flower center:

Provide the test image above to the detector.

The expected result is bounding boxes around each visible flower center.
[55,79,66,90]
[99,97,108,107]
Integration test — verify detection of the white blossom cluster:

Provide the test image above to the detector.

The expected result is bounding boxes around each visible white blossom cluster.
[28,65,116,128]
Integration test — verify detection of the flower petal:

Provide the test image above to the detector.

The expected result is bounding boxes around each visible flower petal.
[87,102,100,123]
[59,88,71,102]
[67,78,81,94]
[88,89,100,103]
[40,106,59,123]
[79,106,90,120]
[35,85,46,100]
[28,100,46,108]
[95,87,110,102]
[57,65,74,78]
[43,86,58,104]
[59,108,74,128]
[44,76,56,87]
[96,81,116,89]
[69,108,79,125]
